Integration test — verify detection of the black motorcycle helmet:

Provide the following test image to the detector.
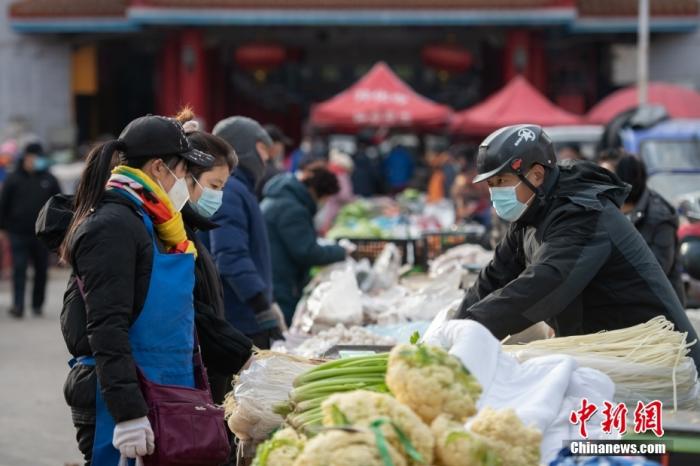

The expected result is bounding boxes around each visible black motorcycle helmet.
[681,238,700,281]
[473,125,557,193]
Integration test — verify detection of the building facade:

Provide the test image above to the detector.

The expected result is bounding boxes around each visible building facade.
[4,0,700,146]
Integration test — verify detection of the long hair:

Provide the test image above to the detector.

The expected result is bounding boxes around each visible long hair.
[59,139,125,262]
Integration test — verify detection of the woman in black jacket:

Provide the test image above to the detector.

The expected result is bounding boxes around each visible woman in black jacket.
[51,115,223,466]
[175,108,253,403]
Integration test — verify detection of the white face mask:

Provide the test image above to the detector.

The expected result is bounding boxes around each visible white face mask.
[158,165,190,212]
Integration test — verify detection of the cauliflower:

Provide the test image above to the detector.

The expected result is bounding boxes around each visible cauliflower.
[469,407,541,466]
[386,343,482,424]
[292,429,407,466]
[252,428,306,466]
[431,408,542,466]
[321,390,433,466]
[432,414,500,466]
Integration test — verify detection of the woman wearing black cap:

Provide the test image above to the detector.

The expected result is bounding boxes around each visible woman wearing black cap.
[58,115,216,465]
[174,108,254,404]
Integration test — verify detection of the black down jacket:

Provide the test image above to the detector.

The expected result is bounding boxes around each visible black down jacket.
[625,188,685,306]
[36,193,252,425]
[457,161,700,369]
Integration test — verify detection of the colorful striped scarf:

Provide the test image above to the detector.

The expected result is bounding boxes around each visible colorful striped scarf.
[107,165,197,257]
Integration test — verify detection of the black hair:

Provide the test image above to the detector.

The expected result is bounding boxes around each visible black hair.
[175,108,238,180]
[597,148,626,168]
[302,166,340,198]
[615,155,648,204]
[59,140,186,262]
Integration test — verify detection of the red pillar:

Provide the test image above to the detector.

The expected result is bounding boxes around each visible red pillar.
[503,30,547,92]
[157,34,180,117]
[179,29,208,126]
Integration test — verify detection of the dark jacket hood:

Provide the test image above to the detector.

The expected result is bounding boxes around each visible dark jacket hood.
[263,173,317,215]
[517,161,630,227]
[35,194,74,252]
[555,160,631,210]
[35,191,143,253]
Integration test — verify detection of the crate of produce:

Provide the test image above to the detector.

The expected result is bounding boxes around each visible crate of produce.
[422,226,486,262]
[339,237,427,266]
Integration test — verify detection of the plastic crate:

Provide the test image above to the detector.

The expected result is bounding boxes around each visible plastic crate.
[340,237,427,266]
[422,229,485,262]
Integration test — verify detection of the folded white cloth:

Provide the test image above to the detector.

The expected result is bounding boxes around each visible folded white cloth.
[423,320,616,463]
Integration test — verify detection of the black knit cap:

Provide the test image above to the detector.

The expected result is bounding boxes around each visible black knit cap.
[119,115,214,167]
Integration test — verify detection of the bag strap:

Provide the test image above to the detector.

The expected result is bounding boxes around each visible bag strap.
[75,274,211,392]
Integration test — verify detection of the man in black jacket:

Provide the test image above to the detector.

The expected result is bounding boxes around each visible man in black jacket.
[456,125,700,368]
[0,142,60,317]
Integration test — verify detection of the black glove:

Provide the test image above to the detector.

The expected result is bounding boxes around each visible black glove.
[249,294,286,340]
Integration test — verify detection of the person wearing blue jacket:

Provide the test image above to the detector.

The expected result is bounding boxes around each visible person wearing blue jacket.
[261,167,350,324]
[210,116,285,349]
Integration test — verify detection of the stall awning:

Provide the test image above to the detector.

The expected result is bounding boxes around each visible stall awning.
[451,75,582,135]
[586,83,700,124]
[310,62,452,132]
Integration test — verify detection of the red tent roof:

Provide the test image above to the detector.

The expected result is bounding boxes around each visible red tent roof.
[450,75,582,134]
[310,62,452,131]
[586,83,700,124]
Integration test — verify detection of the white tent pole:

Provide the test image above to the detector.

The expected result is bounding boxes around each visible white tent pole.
[637,0,650,105]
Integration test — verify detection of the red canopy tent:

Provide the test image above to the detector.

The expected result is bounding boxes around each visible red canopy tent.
[450,75,582,135]
[586,83,700,124]
[311,62,452,132]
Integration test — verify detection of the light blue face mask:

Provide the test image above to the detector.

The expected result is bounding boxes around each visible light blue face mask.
[192,176,224,218]
[489,180,534,222]
[33,157,50,171]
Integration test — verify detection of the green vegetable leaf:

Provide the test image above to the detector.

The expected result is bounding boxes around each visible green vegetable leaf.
[370,418,426,465]
[329,404,350,426]
[410,331,420,345]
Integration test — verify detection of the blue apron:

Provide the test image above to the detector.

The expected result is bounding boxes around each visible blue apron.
[71,212,196,466]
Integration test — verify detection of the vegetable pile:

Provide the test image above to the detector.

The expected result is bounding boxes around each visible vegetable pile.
[247,341,543,466]
[280,353,391,435]
[503,316,699,409]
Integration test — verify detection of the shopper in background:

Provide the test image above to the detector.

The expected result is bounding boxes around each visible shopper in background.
[557,143,584,162]
[318,149,355,235]
[0,142,61,318]
[176,110,253,404]
[425,141,457,203]
[261,167,351,325]
[259,124,293,199]
[382,137,415,193]
[211,116,285,349]
[597,150,685,305]
[351,129,385,197]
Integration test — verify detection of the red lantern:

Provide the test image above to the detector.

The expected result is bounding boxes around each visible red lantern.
[421,44,473,73]
[234,43,286,71]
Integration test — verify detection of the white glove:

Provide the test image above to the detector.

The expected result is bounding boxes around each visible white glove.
[113,416,155,459]
[338,239,357,254]
[119,455,145,466]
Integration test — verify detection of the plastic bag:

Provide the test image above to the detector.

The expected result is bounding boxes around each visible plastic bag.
[224,353,314,441]
[307,266,364,328]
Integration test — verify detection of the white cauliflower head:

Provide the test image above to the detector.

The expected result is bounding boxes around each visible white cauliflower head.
[431,414,501,466]
[292,429,407,466]
[252,428,306,466]
[432,408,542,466]
[469,407,542,466]
[386,343,482,424]
[321,390,434,466]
